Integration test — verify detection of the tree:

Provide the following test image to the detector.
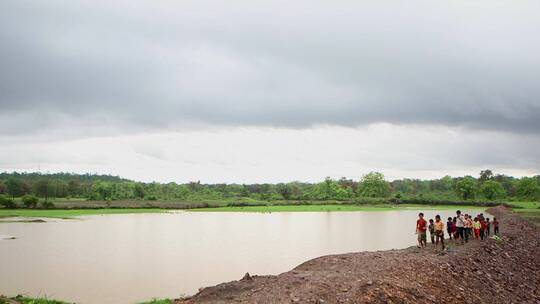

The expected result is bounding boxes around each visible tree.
[479,170,494,182]
[358,172,390,198]
[21,194,39,208]
[67,180,81,197]
[21,181,32,195]
[277,184,292,200]
[5,178,22,199]
[480,180,506,200]
[312,177,351,200]
[338,177,358,192]
[455,176,477,200]
[494,174,517,197]
[93,181,113,200]
[430,175,453,192]
[35,179,52,200]
[134,183,146,199]
[516,177,540,199]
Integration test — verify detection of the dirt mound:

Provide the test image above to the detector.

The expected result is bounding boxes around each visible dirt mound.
[177,206,540,303]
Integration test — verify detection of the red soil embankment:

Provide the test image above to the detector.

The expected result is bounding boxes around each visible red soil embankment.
[177,206,540,303]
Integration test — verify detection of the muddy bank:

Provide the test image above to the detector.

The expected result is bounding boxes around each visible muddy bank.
[178,206,539,303]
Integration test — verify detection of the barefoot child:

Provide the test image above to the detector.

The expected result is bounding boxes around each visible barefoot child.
[428,219,435,244]
[473,217,481,239]
[493,217,499,235]
[480,217,487,240]
[485,218,491,236]
[416,213,427,248]
[447,217,453,240]
[465,214,473,242]
[452,217,458,239]
[434,215,445,250]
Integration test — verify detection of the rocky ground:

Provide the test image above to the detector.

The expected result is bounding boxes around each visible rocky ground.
[177,206,540,304]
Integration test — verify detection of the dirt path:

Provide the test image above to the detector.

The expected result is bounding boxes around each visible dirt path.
[177,206,540,304]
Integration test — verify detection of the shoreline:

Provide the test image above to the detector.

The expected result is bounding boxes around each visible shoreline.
[177,206,539,303]
[0,203,490,219]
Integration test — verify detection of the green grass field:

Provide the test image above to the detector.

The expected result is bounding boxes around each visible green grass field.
[1,201,536,219]
[0,208,165,219]
[190,203,486,213]
[507,201,540,224]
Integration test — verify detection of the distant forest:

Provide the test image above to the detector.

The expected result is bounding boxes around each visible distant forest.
[0,171,539,202]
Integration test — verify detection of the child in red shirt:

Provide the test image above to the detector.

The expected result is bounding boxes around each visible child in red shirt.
[493,217,499,235]
[416,213,427,248]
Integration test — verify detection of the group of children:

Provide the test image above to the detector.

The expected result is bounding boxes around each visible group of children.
[416,210,500,250]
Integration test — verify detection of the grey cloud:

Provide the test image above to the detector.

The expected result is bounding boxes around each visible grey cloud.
[1,0,540,136]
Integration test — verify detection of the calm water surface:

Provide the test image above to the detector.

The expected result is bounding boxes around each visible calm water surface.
[0,209,479,303]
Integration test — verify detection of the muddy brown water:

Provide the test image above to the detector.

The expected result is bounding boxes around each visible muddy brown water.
[0,209,481,303]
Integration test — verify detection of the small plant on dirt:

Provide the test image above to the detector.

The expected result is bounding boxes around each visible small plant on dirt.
[138,299,173,304]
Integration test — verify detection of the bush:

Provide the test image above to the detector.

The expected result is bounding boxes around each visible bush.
[41,200,55,209]
[480,180,506,200]
[0,195,17,208]
[22,194,39,208]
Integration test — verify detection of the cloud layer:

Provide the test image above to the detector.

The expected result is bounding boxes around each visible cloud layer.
[1,125,539,183]
[1,1,539,182]
[1,0,540,136]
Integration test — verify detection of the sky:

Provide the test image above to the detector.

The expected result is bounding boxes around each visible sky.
[1,0,539,183]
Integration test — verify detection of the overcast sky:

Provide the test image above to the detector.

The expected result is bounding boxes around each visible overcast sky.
[1,0,539,183]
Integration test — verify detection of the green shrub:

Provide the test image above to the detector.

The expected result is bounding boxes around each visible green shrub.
[22,194,40,208]
[13,295,70,304]
[41,200,55,209]
[0,195,17,208]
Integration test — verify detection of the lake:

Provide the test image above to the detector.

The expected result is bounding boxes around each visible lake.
[0,209,480,303]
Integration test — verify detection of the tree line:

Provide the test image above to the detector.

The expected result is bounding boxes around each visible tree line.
[0,170,539,205]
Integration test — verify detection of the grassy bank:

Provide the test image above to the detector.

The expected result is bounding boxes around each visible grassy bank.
[0,295,69,304]
[0,199,536,218]
[191,204,486,213]
[0,296,174,304]
[509,201,540,225]
[0,208,165,219]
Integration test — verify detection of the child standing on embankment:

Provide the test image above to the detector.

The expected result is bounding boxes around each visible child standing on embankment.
[473,217,481,239]
[465,214,473,242]
[416,213,427,248]
[447,217,453,240]
[480,217,487,240]
[428,219,435,244]
[493,217,499,235]
[434,215,445,250]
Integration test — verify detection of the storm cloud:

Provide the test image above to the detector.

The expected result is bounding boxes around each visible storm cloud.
[2,0,540,136]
